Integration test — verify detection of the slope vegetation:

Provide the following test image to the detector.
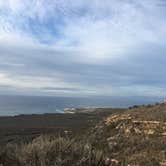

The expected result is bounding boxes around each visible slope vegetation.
[0,103,165,166]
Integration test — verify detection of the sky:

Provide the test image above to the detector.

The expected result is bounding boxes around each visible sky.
[0,0,166,98]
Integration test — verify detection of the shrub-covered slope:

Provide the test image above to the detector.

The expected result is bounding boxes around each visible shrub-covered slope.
[89,103,166,165]
[0,103,165,166]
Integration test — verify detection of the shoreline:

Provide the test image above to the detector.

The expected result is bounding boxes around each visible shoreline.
[0,107,127,117]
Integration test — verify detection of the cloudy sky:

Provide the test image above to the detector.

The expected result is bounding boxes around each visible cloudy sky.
[0,0,166,98]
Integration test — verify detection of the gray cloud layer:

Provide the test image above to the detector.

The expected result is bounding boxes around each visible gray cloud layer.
[0,0,166,98]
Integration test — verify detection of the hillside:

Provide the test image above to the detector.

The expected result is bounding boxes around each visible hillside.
[0,103,165,166]
[88,103,166,165]
[0,108,125,146]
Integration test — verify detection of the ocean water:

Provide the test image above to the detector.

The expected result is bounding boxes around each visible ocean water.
[0,95,162,116]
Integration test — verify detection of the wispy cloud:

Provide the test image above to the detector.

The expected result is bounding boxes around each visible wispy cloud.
[0,0,166,97]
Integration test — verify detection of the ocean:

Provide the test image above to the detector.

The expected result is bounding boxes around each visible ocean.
[0,95,162,116]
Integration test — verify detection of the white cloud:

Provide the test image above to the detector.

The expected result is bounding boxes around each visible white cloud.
[0,0,166,97]
[0,71,101,96]
[51,0,166,63]
[0,72,72,89]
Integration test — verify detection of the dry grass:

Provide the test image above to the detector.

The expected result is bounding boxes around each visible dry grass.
[0,135,110,166]
[0,103,166,166]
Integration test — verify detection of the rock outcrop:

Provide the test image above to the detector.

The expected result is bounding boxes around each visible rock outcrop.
[89,104,166,166]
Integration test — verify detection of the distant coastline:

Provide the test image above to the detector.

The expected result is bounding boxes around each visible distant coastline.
[0,95,163,116]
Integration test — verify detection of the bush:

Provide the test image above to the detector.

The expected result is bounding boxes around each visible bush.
[0,135,110,166]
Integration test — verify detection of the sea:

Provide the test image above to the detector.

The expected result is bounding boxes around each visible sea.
[0,95,162,116]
